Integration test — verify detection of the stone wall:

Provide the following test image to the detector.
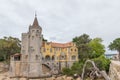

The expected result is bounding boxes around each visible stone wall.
[10,61,21,77]
[109,60,120,80]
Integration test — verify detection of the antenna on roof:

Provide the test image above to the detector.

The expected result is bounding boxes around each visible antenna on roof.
[35,10,37,17]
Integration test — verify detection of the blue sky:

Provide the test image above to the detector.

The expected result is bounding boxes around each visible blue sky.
[0,0,120,54]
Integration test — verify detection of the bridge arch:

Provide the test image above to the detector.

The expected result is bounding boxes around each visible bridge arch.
[42,63,51,74]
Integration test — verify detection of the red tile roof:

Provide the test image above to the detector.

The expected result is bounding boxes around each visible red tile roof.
[42,42,73,48]
[51,42,72,48]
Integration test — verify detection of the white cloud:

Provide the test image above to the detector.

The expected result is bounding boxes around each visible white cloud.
[0,0,120,53]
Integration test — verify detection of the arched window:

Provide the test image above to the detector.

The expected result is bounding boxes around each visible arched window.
[52,56,55,60]
[72,55,76,60]
[75,49,77,52]
[60,55,64,60]
[45,55,50,61]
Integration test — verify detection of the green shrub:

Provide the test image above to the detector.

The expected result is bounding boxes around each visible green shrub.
[62,67,74,76]
[93,55,111,72]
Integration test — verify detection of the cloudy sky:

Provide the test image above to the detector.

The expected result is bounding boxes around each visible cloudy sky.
[0,0,120,54]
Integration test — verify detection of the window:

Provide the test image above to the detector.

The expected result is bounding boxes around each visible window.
[50,48,52,52]
[37,30,39,33]
[42,57,44,60]
[60,56,65,60]
[61,56,64,59]
[32,36,34,40]
[32,30,35,32]
[45,55,50,61]
[72,56,76,60]
[71,49,73,51]
[75,49,76,52]
[14,56,21,61]
[52,56,55,60]
[36,55,38,60]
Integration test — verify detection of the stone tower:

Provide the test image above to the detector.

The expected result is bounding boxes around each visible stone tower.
[21,15,43,78]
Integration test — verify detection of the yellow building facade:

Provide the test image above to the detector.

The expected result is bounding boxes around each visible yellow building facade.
[41,41,78,69]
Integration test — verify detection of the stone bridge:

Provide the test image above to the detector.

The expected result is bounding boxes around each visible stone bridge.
[109,60,120,80]
[42,60,59,74]
[42,60,54,69]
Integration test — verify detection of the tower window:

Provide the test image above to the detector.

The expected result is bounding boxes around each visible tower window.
[32,30,35,32]
[14,55,21,61]
[36,55,38,60]
[32,36,34,39]
[37,30,39,33]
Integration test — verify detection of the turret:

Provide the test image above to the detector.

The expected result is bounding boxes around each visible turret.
[29,14,42,33]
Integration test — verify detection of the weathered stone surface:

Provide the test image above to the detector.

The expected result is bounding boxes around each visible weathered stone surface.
[109,60,120,80]
[0,71,81,80]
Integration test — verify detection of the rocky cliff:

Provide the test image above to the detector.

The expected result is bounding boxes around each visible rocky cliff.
[109,60,120,80]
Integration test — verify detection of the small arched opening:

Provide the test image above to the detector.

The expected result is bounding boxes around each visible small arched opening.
[45,55,50,61]
[71,55,76,60]
[52,55,55,61]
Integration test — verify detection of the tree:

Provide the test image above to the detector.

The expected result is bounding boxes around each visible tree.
[73,34,91,61]
[42,37,47,42]
[0,36,21,62]
[88,38,105,58]
[71,62,84,75]
[63,34,111,79]
[108,38,120,60]
[62,62,84,76]
[93,55,110,72]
